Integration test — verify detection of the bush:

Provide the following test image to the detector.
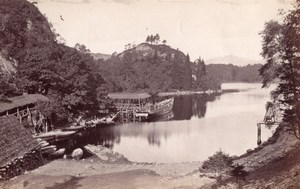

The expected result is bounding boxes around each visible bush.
[230,164,249,182]
[201,150,233,180]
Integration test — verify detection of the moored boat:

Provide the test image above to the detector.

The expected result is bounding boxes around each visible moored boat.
[33,130,76,142]
[49,148,66,157]
[108,93,174,122]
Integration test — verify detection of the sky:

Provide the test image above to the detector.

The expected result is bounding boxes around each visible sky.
[30,0,294,61]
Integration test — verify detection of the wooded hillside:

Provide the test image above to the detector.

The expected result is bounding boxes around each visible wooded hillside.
[97,43,220,93]
[206,64,262,83]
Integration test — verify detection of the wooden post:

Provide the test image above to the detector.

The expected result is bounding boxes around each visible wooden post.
[38,149,45,165]
[17,108,22,123]
[27,106,33,126]
[139,98,141,109]
[257,123,261,145]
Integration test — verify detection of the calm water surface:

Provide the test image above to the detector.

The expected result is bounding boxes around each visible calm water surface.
[87,83,276,163]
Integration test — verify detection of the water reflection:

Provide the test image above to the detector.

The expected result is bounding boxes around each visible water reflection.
[75,127,121,149]
[172,94,218,120]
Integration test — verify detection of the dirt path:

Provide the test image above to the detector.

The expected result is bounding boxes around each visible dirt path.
[0,159,213,189]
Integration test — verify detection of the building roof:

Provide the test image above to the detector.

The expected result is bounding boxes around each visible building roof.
[0,94,49,113]
[0,116,39,167]
[108,93,151,100]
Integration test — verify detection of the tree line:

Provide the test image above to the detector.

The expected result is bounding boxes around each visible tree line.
[206,64,263,83]
[145,34,167,45]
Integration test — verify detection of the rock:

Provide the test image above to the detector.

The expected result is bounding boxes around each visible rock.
[98,155,109,161]
[71,148,83,160]
[292,171,299,177]
[247,149,253,153]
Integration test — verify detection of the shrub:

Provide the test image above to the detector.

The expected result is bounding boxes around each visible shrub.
[201,150,233,180]
[230,164,249,182]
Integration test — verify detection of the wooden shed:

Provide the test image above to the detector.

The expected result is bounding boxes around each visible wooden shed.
[0,94,49,131]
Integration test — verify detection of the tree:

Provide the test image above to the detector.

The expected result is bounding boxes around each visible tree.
[150,35,154,44]
[74,43,90,54]
[260,1,300,139]
[162,39,167,45]
[154,33,160,44]
[0,72,18,101]
[184,54,192,89]
[146,36,150,43]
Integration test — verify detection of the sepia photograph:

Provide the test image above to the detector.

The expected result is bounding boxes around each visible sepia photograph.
[0,0,299,188]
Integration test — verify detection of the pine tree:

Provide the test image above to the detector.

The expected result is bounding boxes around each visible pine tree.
[146,36,150,43]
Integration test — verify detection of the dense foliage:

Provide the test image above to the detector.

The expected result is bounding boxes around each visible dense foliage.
[206,64,263,83]
[192,58,221,90]
[260,0,300,139]
[0,72,18,101]
[0,0,112,125]
[97,43,220,93]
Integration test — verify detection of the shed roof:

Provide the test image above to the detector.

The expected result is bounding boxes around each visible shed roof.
[108,93,151,100]
[0,116,39,167]
[0,94,49,113]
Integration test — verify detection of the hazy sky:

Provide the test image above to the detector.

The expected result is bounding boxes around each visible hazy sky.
[31,0,293,61]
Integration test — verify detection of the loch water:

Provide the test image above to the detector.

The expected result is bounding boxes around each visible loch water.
[81,83,276,163]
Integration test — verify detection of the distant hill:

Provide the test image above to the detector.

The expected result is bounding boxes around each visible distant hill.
[91,53,111,61]
[206,55,263,67]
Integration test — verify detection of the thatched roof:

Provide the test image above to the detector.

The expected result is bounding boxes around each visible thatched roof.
[0,94,49,113]
[108,93,151,100]
[0,116,39,167]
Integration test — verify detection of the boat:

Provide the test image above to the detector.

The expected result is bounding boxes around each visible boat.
[39,140,49,148]
[41,147,57,154]
[148,97,174,116]
[49,148,66,157]
[108,93,174,122]
[62,125,87,131]
[33,130,76,142]
[41,145,57,154]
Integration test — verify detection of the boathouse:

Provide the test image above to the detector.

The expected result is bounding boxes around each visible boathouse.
[108,93,151,121]
[0,94,49,129]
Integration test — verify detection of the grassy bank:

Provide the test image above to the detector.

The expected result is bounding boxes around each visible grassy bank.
[200,125,300,189]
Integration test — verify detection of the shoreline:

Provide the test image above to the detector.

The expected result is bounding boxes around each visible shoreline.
[1,126,299,189]
[158,89,222,96]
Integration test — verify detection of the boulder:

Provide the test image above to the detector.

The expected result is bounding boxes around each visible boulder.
[71,148,83,160]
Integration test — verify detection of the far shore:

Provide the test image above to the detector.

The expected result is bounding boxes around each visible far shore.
[158,89,222,96]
